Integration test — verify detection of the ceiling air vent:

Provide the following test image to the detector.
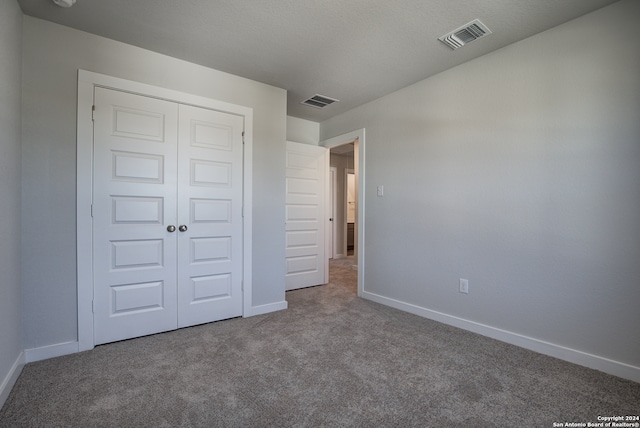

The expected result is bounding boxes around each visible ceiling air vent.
[439,19,492,50]
[301,94,339,109]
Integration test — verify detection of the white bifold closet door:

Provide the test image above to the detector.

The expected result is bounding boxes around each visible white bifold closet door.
[92,87,244,345]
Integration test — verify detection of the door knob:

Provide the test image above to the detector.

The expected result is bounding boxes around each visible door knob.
[178,225,188,232]
[167,225,176,232]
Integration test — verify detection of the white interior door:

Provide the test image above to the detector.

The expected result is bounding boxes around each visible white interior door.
[176,104,244,328]
[285,141,328,290]
[93,88,179,344]
[93,87,243,345]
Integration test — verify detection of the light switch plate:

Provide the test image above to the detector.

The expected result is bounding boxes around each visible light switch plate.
[459,278,469,294]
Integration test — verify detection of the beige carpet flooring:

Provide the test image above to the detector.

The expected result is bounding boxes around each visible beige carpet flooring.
[1,256,638,427]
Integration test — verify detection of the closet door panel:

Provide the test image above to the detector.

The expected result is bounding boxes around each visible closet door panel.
[92,87,179,345]
[176,105,244,328]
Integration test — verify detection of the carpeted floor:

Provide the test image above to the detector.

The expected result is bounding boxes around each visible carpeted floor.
[1,257,638,427]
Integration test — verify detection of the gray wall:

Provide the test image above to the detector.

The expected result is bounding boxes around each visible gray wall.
[321,0,640,369]
[0,0,23,400]
[21,17,287,350]
[286,116,319,146]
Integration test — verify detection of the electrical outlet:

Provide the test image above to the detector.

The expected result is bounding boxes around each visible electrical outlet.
[459,278,469,294]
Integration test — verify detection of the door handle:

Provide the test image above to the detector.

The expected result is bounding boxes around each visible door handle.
[167,225,176,232]
[178,225,188,232]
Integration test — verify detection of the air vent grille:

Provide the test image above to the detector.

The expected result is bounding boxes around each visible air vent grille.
[439,19,492,50]
[301,94,339,109]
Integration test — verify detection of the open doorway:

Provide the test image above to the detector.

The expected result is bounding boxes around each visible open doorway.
[328,141,357,296]
[321,128,365,297]
[346,169,356,256]
[329,142,356,260]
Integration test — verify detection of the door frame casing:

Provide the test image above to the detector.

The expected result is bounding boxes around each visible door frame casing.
[77,70,253,351]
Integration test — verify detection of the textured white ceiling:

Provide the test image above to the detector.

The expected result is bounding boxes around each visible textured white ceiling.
[18,0,618,122]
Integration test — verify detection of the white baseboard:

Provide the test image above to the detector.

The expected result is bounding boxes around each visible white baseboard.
[362,290,640,383]
[0,351,25,409]
[244,300,288,317]
[24,341,79,364]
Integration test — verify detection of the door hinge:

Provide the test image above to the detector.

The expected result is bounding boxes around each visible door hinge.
[242,131,245,144]
[92,300,95,313]
[90,204,93,217]
[91,105,95,121]
[241,281,244,292]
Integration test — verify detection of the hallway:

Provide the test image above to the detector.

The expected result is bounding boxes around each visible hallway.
[328,256,357,296]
